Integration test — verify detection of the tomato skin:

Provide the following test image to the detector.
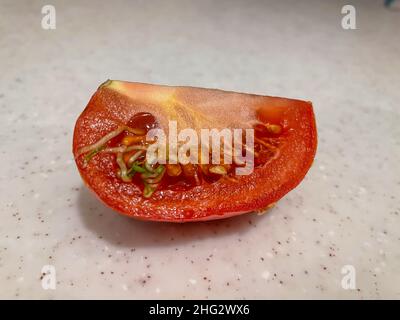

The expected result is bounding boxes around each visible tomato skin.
[73,81,317,222]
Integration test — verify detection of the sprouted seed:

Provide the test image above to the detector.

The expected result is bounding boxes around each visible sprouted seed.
[84,145,105,164]
[127,162,147,176]
[127,150,145,166]
[143,183,156,198]
[116,152,132,182]
[209,165,227,175]
[76,126,126,158]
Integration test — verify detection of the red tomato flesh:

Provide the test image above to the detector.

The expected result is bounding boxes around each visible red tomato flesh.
[73,81,317,222]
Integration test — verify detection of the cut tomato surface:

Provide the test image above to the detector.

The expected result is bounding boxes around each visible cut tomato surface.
[73,80,317,222]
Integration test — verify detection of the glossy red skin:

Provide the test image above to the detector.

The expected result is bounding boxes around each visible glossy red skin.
[73,81,317,222]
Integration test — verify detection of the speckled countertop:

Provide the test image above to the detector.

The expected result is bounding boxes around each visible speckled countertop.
[0,0,399,299]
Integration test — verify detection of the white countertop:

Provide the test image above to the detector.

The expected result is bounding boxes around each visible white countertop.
[0,0,399,299]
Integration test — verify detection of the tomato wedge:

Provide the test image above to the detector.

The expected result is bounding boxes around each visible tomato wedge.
[73,80,317,222]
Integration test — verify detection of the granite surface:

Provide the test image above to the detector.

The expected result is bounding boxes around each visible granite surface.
[0,0,399,299]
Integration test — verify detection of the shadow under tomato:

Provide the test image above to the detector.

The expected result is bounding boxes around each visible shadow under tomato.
[77,186,270,248]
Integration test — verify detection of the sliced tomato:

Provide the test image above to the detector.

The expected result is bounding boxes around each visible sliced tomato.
[73,80,317,222]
